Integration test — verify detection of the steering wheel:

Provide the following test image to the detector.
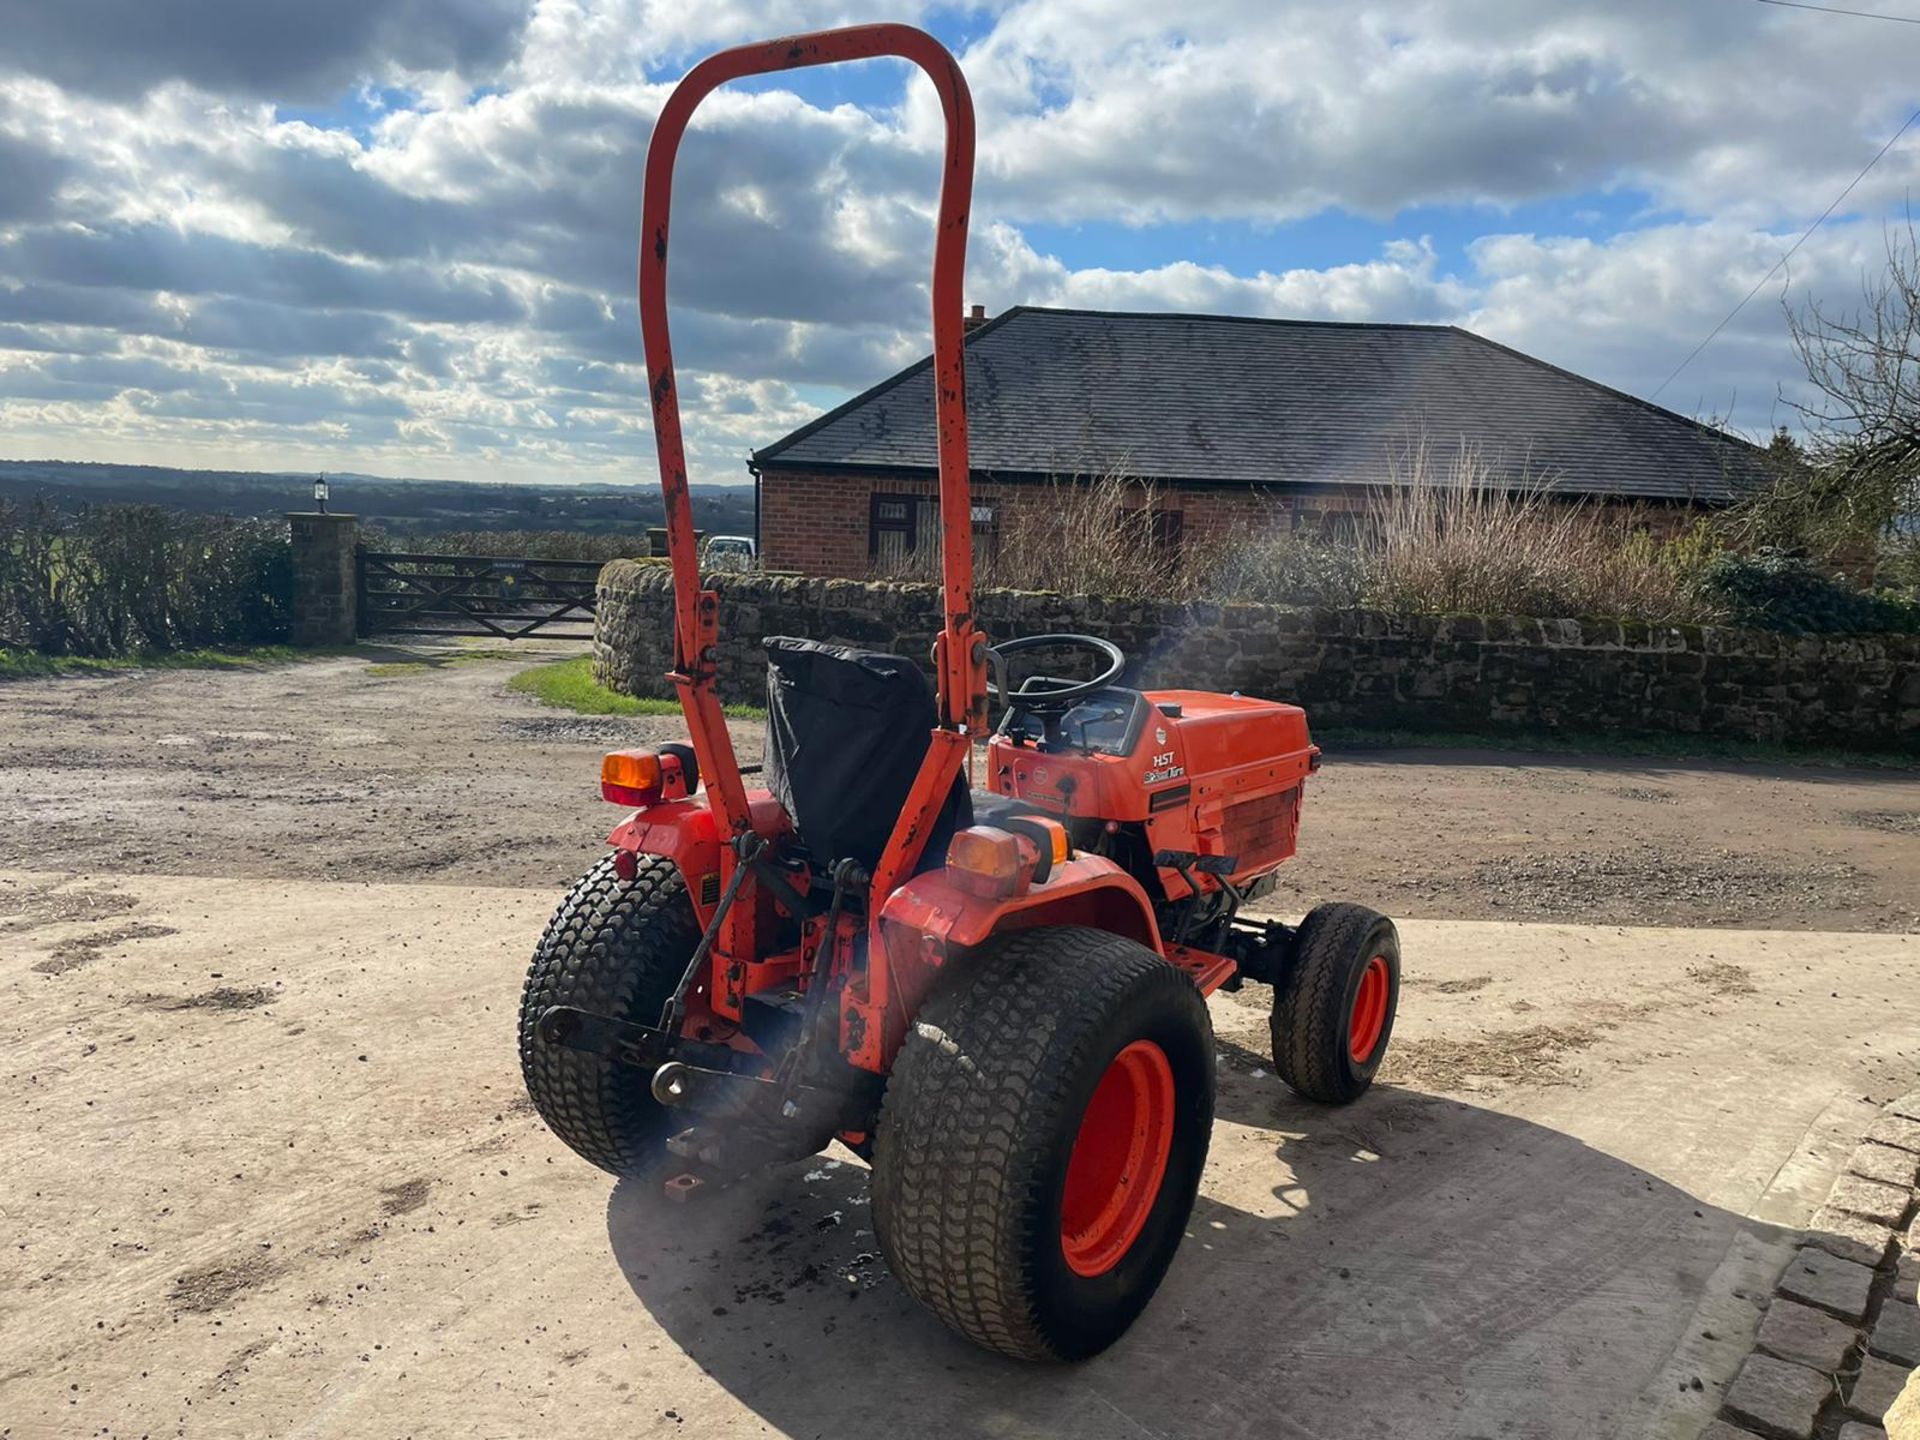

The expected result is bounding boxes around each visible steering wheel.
[986,633,1127,721]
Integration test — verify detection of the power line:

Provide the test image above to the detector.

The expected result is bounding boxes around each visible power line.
[1752,0,1920,23]
[1649,104,1920,401]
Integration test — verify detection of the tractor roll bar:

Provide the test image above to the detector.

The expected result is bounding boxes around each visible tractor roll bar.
[638,24,986,842]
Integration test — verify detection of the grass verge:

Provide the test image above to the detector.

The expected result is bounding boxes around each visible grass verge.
[0,644,338,681]
[507,655,763,719]
[1315,724,1920,772]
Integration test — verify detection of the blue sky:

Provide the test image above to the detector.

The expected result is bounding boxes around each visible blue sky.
[1023,193,1667,286]
[0,0,1916,484]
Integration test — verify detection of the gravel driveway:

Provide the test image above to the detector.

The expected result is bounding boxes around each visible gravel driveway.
[2,643,1915,931]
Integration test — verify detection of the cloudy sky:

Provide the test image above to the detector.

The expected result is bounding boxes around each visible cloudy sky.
[1,0,1917,486]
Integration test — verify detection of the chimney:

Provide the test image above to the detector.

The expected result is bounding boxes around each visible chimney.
[964,303,988,332]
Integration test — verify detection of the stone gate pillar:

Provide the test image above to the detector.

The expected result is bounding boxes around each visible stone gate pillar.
[287,511,358,646]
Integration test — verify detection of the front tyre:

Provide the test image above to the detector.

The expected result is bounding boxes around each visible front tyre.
[518,853,700,1177]
[1270,902,1400,1105]
[872,926,1214,1361]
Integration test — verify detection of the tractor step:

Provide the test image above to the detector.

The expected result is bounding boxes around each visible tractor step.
[1165,944,1239,996]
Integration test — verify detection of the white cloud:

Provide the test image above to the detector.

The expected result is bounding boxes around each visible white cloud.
[933,0,1920,228]
[1,0,529,102]
[0,0,1915,481]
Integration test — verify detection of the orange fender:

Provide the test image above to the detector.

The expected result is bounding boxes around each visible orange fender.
[841,857,1163,1071]
[606,799,722,921]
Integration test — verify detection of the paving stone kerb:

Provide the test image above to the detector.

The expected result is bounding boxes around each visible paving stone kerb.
[1780,1244,1880,1323]
[1856,1144,1920,1191]
[1715,1088,1920,1440]
[1875,1116,1920,1154]
[593,563,1920,750]
[1759,1296,1864,1370]
[1811,1208,1900,1269]
[1875,1302,1920,1368]
[1723,1352,1839,1438]
[1837,1175,1920,1228]
[1850,1355,1915,1425]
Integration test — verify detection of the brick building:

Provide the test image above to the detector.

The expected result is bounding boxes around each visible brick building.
[748,307,1770,578]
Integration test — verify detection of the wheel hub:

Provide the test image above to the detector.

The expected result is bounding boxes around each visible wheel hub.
[1059,1039,1176,1277]
[1349,955,1390,1063]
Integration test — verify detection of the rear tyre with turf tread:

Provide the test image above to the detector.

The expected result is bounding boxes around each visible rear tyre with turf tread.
[518,853,700,1178]
[1270,901,1399,1105]
[872,925,1215,1361]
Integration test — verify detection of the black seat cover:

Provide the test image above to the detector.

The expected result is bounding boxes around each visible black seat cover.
[763,637,971,873]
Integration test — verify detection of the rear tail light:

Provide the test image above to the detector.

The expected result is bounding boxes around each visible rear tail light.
[947,817,1073,899]
[946,826,1029,898]
[601,749,663,807]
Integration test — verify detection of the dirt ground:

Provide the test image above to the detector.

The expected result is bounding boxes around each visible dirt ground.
[1,645,1916,932]
[3,646,1919,1440]
[2,870,1916,1440]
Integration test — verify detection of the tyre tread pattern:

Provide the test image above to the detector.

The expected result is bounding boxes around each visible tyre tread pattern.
[872,926,1211,1360]
[1270,901,1397,1105]
[517,853,700,1177]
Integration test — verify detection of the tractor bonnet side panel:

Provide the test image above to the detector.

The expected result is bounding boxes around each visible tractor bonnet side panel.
[1140,690,1315,887]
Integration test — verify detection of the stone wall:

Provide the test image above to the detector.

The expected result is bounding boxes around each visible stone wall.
[595,561,1920,751]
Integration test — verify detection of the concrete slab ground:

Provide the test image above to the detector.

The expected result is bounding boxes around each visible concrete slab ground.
[3,869,1917,1440]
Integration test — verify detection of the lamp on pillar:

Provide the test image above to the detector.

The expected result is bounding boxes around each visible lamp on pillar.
[313,476,329,514]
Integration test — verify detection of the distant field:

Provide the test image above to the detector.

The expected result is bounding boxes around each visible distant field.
[0,458,756,536]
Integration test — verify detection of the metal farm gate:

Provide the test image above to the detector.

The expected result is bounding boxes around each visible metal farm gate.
[356,550,600,640]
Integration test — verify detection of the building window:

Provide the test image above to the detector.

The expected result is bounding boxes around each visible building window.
[971,501,999,562]
[870,493,1000,565]
[869,493,918,565]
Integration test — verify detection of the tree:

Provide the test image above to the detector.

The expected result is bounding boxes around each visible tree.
[1775,220,1920,571]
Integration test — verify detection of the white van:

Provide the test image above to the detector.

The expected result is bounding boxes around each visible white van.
[700,534,757,571]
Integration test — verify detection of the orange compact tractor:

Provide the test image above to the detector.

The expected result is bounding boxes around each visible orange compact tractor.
[519,23,1402,1362]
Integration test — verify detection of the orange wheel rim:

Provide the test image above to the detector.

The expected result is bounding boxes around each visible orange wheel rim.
[1059,1040,1176,1278]
[1349,956,1390,1063]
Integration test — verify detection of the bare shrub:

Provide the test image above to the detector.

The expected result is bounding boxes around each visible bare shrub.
[1204,443,1713,620]
[1359,442,1707,621]
[991,471,1197,597]
[864,441,1849,625]
[1202,526,1369,607]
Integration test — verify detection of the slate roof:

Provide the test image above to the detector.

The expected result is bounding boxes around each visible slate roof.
[753,307,1768,504]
